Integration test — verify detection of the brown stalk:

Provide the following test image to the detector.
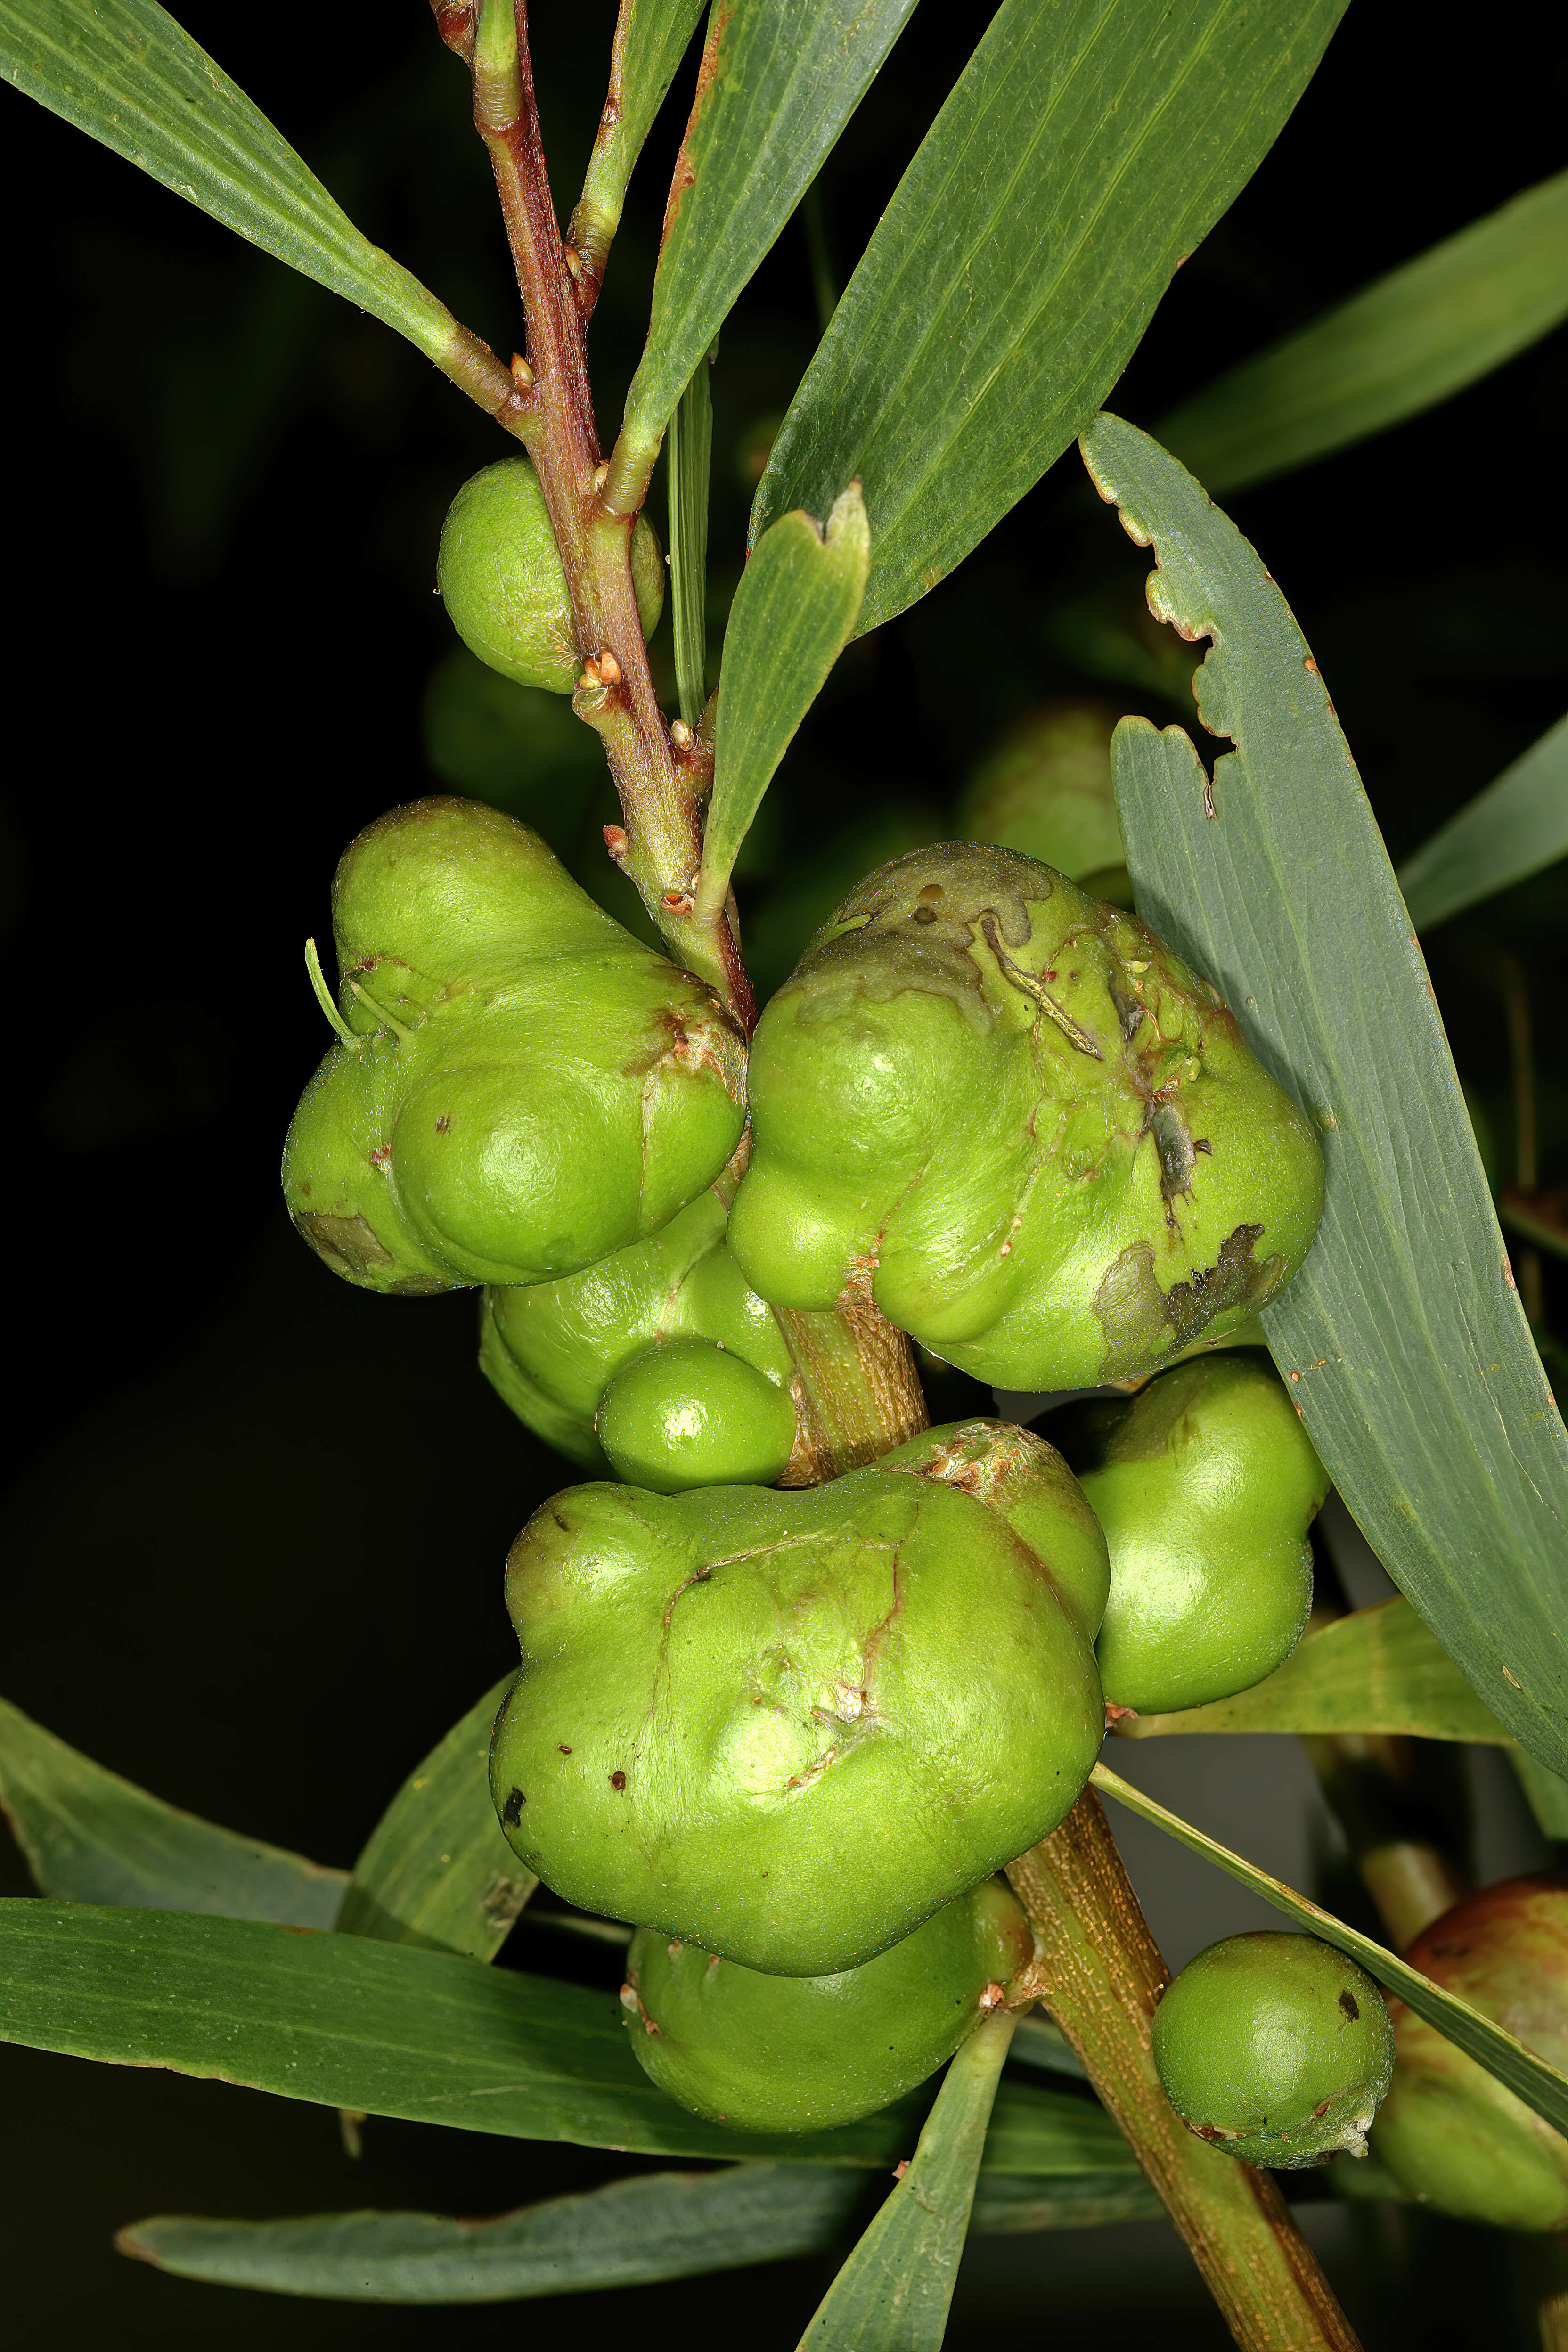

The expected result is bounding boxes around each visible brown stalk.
[1008,1790,1364,2352]
[465,0,752,1029]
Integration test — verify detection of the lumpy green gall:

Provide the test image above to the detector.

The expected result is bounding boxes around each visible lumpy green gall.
[488,1424,1104,1975]
[1058,1354,1328,1713]
[479,1186,799,1483]
[436,457,665,693]
[282,799,746,1292]
[727,842,1324,1391]
[1152,1931,1394,2169]
[621,1878,1034,2133]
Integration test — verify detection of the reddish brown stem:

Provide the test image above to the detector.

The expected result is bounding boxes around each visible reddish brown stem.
[1008,1792,1363,2352]
[467,0,751,1029]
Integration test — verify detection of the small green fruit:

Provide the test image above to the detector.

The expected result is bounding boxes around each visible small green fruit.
[479,1187,798,1480]
[283,800,746,1292]
[1372,1876,1568,2230]
[1057,1355,1328,1713]
[621,1878,1034,2133]
[727,843,1324,1392]
[489,1428,1103,1974]
[1153,1931,1394,2168]
[955,699,1129,898]
[436,458,665,693]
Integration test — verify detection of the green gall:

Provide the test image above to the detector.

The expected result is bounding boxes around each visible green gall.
[621,1878,1034,2134]
[489,1438,1103,1975]
[283,800,746,1292]
[1373,1876,1568,2230]
[1058,1355,1328,1713]
[727,843,1324,1392]
[479,1186,798,1479]
[876,1416,1110,1646]
[436,458,665,693]
[955,698,1130,900]
[1152,1931,1394,2169]
[598,1338,799,1492]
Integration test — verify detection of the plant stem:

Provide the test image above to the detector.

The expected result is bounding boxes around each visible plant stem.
[1007,1790,1363,2352]
[776,1297,929,1484]
[463,0,751,1028]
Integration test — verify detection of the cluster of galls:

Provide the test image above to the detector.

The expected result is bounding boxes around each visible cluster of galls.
[283,778,1347,2136]
[284,471,1347,2143]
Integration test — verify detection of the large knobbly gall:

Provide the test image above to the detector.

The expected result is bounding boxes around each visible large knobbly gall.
[479,1185,800,1486]
[283,800,746,1292]
[437,457,664,693]
[488,1426,1104,1975]
[1057,1354,1328,1713]
[1373,1876,1568,2230]
[727,842,1323,1390]
[621,1878,1035,2133]
[1153,1931,1394,2169]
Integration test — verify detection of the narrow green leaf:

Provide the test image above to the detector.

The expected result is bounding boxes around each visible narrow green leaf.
[1092,1763,1568,2139]
[1116,1599,1505,1744]
[668,353,715,730]
[0,1699,345,1929]
[1082,412,1568,1778]
[0,0,506,408]
[970,2171,1163,2233]
[608,0,918,505]
[1396,715,1568,934]
[696,485,869,918]
[335,1681,534,1960]
[573,0,709,270]
[797,2009,1016,2352]
[752,0,1346,637]
[0,1902,1115,2173]
[1158,172,1568,496]
[116,2154,1162,2301]
[118,2164,868,2303]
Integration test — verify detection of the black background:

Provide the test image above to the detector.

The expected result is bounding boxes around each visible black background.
[1,2,1565,2343]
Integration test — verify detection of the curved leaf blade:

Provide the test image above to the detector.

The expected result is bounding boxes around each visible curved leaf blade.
[610,0,919,499]
[335,1680,535,1960]
[119,2164,867,2303]
[797,2010,1015,2352]
[573,0,710,267]
[0,1699,345,1928]
[971,2170,1162,2233]
[1092,1764,1568,2139]
[1397,714,1568,934]
[1158,172,1568,496]
[696,484,869,917]
[1116,1599,1505,1743]
[0,1901,1115,2173]
[1082,411,1568,1777]
[0,0,505,401]
[753,0,1346,637]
